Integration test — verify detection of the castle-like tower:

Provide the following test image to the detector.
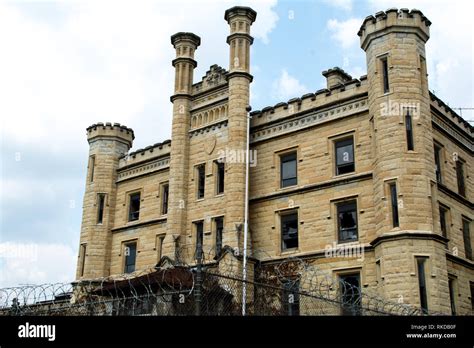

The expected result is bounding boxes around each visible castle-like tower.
[359,9,450,312]
[76,7,473,315]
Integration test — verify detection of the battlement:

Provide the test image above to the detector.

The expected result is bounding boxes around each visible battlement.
[86,122,134,148]
[358,8,431,50]
[322,67,353,89]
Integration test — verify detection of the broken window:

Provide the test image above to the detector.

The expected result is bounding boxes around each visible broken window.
[339,273,361,315]
[281,212,298,250]
[128,192,140,222]
[161,183,169,215]
[337,200,358,242]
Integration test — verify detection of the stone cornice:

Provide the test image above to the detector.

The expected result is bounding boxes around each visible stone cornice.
[437,183,474,209]
[250,97,368,144]
[171,57,197,68]
[189,119,228,138]
[117,156,170,182]
[370,231,448,248]
[431,110,473,153]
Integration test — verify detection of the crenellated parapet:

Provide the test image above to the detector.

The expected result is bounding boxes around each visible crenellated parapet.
[358,8,431,50]
[86,122,134,149]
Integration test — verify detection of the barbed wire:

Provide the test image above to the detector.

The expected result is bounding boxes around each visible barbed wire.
[0,245,438,316]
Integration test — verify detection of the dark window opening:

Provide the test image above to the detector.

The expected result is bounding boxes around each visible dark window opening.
[215,217,224,256]
[282,280,300,316]
[197,165,206,199]
[434,144,442,183]
[161,184,169,215]
[97,193,105,224]
[448,277,456,315]
[439,206,448,238]
[417,257,428,314]
[382,57,390,94]
[195,221,204,260]
[280,152,297,188]
[337,200,358,242]
[281,212,298,250]
[456,160,466,197]
[124,242,137,274]
[128,192,141,222]
[340,273,361,315]
[89,155,95,183]
[389,183,399,228]
[335,137,355,175]
[156,235,165,262]
[216,162,225,194]
[80,244,87,277]
[405,110,414,151]
[462,218,472,261]
[470,282,474,312]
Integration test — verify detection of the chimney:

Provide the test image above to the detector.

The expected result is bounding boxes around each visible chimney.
[322,67,352,89]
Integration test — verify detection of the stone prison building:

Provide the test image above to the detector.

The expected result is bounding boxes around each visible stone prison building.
[76,6,473,315]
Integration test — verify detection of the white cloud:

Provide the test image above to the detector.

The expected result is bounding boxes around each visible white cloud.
[323,0,353,11]
[327,18,362,49]
[0,242,77,288]
[272,69,308,100]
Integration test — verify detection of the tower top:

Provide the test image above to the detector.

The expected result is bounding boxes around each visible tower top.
[224,6,257,24]
[358,8,431,50]
[170,32,201,48]
[86,122,134,148]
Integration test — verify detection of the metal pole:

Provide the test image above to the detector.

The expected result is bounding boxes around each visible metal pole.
[242,106,251,316]
[195,241,202,316]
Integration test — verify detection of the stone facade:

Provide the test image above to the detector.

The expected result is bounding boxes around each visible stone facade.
[76,7,473,315]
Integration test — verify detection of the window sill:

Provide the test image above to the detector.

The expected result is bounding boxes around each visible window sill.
[214,193,225,198]
[278,184,298,191]
[196,198,205,202]
[280,248,299,256]
[332,171,356,180]
[337,239,359,245]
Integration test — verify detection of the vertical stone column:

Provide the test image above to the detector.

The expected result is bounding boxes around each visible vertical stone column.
[163,33,200,260]
[76,123,134,279]
[360,9,449,313]
[224,6,256,251]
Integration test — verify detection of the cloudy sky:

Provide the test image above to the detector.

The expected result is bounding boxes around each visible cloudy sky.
[0,0,472,287]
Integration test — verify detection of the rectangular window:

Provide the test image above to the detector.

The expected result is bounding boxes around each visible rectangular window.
[282,280,300,316]
[389,183,399,228]
[215,217,224,256]
[79,244,87,277]
[405,109,414,151]
[339,273,361,315]
[197,164,206,199]
[161,183,169,215]
[337,200,358,243]
[216,161,225,194]
[462,218,472,260]
[416,257,428,313]
[335,137,355,175]
[439,205,448,238]
[434,144,443,183]
[124,242,137,274]
[281,212,298,250]
[381,57,390,94]
[280,152,297,188]
[470,282,474,312]
[456,159,466,197]
[194,221,204,260]
[448,276,456,315]
[156,235,165,262]
[128,192,141,222]
[89,155,95,183]
[97,193,105,224]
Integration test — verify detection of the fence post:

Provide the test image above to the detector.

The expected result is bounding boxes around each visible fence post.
[195,243,203,316]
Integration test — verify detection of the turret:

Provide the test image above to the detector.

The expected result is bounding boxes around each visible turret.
[224,6,256,250]
[360,9,450,313]
[163,32,201,258]
[76,122,134,279]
